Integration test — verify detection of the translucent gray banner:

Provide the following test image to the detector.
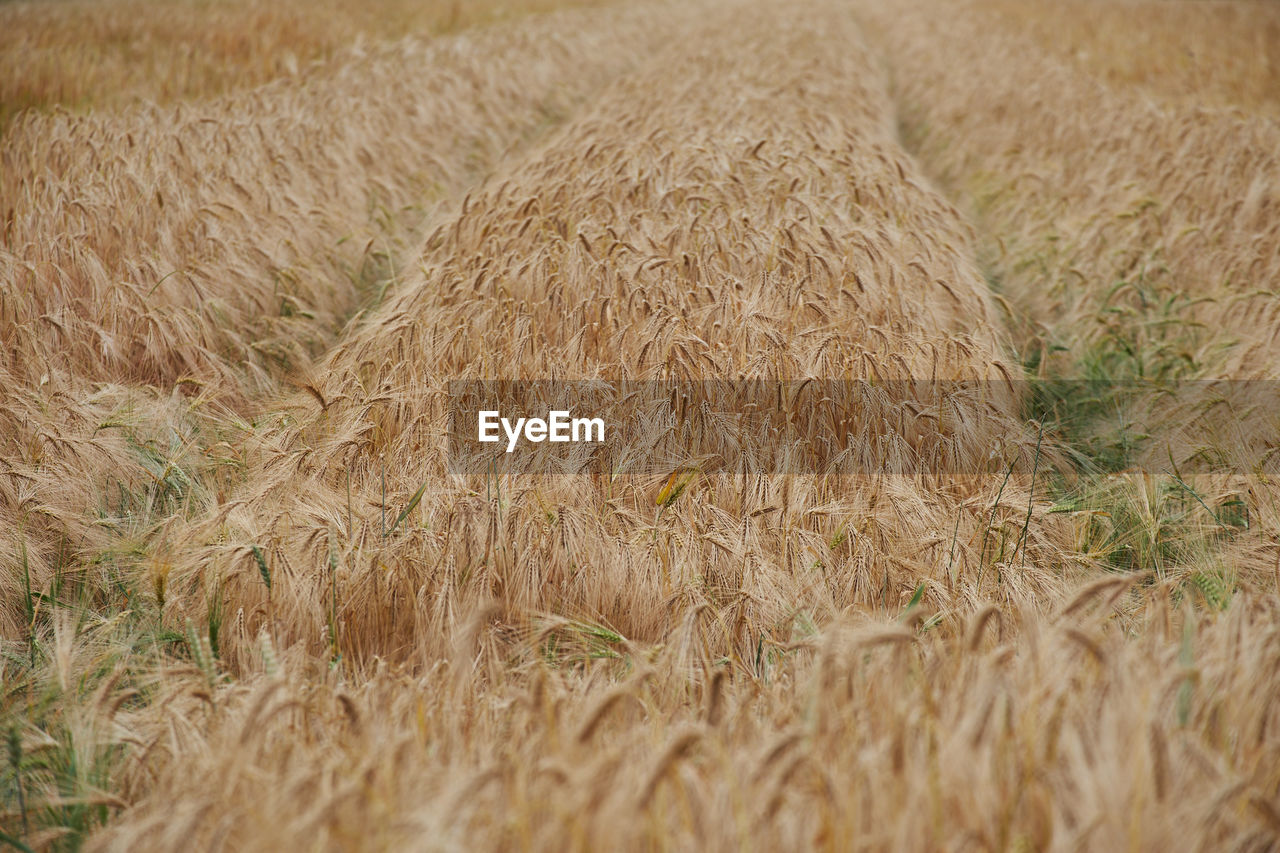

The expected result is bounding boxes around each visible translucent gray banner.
[445,380,1280,476]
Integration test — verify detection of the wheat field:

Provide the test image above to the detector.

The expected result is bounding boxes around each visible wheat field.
[2,0,1279,849]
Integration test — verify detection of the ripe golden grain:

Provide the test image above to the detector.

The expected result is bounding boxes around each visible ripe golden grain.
[3,0,1280,850]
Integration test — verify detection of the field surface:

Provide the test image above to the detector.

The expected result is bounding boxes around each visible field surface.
[2,0,1280,849]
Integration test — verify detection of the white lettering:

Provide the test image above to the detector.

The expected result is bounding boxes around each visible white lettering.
[503,417,525,453]
[479,410,605,452]
[549,410,571,442]
[478,411,500,442]
[573,416,605,442]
